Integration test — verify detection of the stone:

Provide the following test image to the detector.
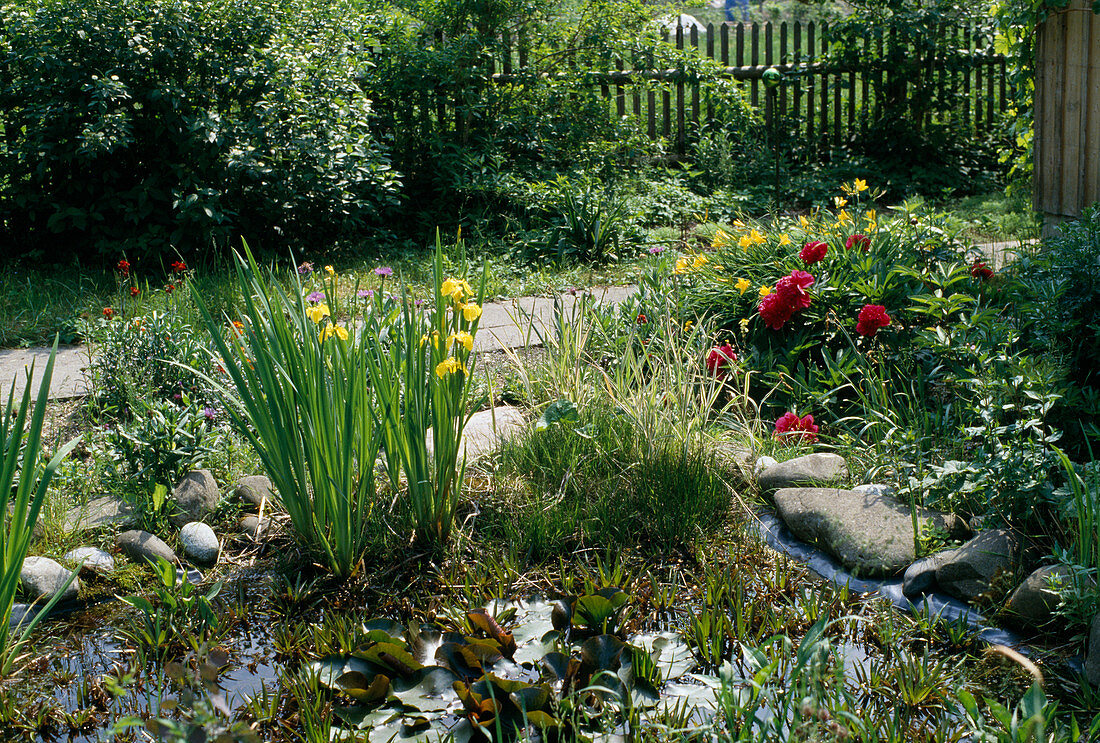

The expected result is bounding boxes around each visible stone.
[62,547,115,576]
[116,529,177,566]
[235,475,276,509]
[176,568,204,585]
[757,453,848,493]
[61,495,135,534]
[20,556,79,602]
[715,443,755,479]
[754,456,778,478]
[935,529,1017,603]
[240,515,271,540]
[179,522,220,565]
[1005,565,1075,627]
[170,469,220,527]
[1087,614,1100,687]
[6,502,45,542]
[903,555,942,597]
[853,483,896,497]
[427,406,526,462]
[772,487,958,578]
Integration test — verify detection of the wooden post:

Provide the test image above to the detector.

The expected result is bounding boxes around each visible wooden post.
[1034,0,1100,232]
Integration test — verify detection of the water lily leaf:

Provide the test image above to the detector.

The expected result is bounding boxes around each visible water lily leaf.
[365,715,439,743]
[357,642,424,679]
[580,635,626,677]
[389,666,460,713]
[509,684,553,714]
[464,638,505,664]
[551,597,575,632]
[364,619,405,638]
[466,609,517,658]
[360,629,405,648]
[309,656,376,690]
[574,595,618,632]
[455,682,500,726]
[435,642,484,682]
[513,629,560,666]
[630,679,661,710]
[473,673,533,699]
[539,652,573,680]
[408,624,444,666]
[336,671,391,704]
[334,706,397,731]
[524,710,560,731]
[637,632,695,680]
[536,400,579,431]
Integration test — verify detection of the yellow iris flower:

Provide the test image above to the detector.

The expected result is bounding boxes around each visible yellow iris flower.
[319,324,349,342]
[461,303,482,322]
[435,357,464,378]
[449,331,474,351]
[306,304,331,323]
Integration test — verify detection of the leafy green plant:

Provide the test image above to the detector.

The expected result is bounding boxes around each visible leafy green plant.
[118,556,224,656]
[192,244,384,578]
[366,236,487,546]
[0,341,80,675]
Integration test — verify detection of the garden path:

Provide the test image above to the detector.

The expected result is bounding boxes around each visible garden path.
[0,285,639,401]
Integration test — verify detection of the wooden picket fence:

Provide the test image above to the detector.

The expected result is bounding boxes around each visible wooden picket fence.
[479,21,1009,156]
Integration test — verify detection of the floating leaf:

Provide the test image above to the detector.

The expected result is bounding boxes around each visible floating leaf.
[337,671,390,704]
[390,666,461,713]
[363,619,405,638]
[310,656,376,690]
[466,609,517,658]
[580,635,626,679]
[539,652,572,681]
[356,642,424,679]
[435,642,484,682]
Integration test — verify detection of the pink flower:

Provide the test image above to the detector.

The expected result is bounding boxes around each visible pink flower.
[800,241,828,264]
[845,234,871,251]
[705,343,738,380]
[774,412,819,443]
[774,270,814,311]
[856,304,891,337]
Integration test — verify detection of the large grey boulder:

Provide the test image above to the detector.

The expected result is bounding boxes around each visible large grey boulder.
[1087,614,1100,687]
[1005,565,1072,627]
[117,530,177,566]
[758,454,848,493]
[170,470,220,527]
[63,547,115,576]
[427,406,526,462]
[234,475,276,509]
[179,522,220,565]
[935,529,1017,603]
[61,495,135,534]
[20,556,79,602]
[773,487,956,577]
[903,555,942,597]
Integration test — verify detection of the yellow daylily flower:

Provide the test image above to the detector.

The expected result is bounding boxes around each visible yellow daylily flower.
[324,265,335,276]
[837,209,852,226]
[738,235,752,249]
[834,196,848,209]
[461,303,482,322]
[673,256,691,274]
[778,233,792,247]
[449,331,474,351]
[305,304,331,323]
[799,215,810,228]
[712,228,732,248]
[435,357,464,378]
[735,277,751,295]
[853,178,869,192]
[319,324,349,342]
[683,320,694,332]
[692,254,708,269]
[749,228,766,245]
[733,219,746,229]
[758,285,772,297]
[740,318,750,332]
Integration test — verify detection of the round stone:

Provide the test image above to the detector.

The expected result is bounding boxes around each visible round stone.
[63,547,115,576]
[20,556,79,602]
[179,522,220,565]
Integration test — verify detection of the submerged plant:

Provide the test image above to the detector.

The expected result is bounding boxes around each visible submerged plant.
[0,340,80,676]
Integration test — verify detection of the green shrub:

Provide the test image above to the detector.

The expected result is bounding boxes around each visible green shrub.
[0,0,399,263]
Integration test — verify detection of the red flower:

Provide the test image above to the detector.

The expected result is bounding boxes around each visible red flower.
[845,234,871,251]
[856,304,891,337]
[130,286,140,297]
[775,270,814,311]
[636,313,648,324]
[170,260,188,274]
[116,259,130,277]
[165,283,175,294]
[758,293,794,330]
[800,241,828,264]
[705,343,738,380]
[970,260,994,280]
[102,307,115,319]
[774,412,819,443]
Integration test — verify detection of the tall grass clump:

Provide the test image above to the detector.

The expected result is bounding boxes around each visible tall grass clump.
[0,340,80,675]
[366,236,487,546]
[193,246,382,578]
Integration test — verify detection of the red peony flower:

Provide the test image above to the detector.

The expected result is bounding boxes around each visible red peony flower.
[970,260,994,280]
[856,304,891,337]
[758,292,794,330]
[170,260,188,274]
[705,343,738,380]
[636,313,648,324]
[102,307,115,319]
[845,234,871,251]
[165,283,175,294]
[775,270,814,311]
[800,241,828,264]
[116,259,130,277]
[774,412,819,443]
[130,286,140,297]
